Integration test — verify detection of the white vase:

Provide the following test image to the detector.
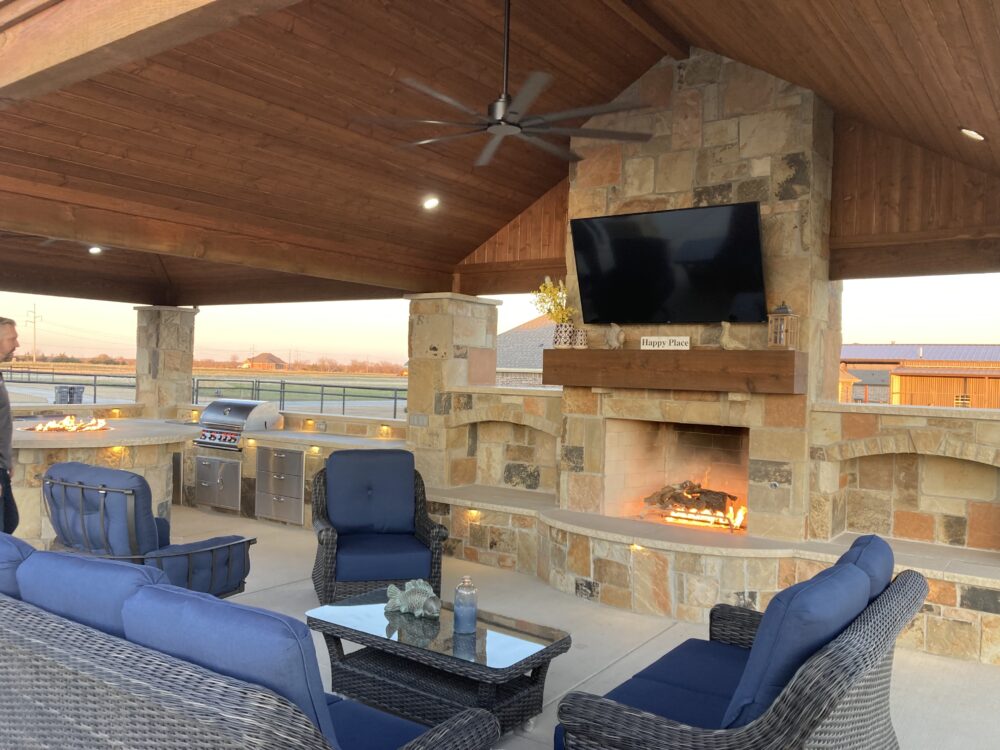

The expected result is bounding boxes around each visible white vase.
[573,329,588,349]
[553,323,575,349]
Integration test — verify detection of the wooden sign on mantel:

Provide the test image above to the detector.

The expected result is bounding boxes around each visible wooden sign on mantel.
[640,336,690,350]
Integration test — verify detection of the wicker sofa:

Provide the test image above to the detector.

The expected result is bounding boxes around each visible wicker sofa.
[556,535,928,749]
[0,534,499,750]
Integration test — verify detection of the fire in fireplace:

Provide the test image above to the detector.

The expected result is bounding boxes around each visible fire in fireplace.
[22,416,110,432]
[643,480,747,533]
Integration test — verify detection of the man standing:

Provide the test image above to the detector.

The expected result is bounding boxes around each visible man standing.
[0,317,19,534]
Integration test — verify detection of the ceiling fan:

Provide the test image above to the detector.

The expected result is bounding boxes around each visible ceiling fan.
[391,0,652,166]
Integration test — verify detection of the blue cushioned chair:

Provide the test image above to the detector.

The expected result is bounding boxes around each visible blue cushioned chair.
[555,535,929,749]
[311,450,447,603]
[0,533,34,599]
[43,462,254,597]
[122,582,498,749]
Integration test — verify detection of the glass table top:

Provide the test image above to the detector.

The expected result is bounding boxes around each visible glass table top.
[306,589,569,670]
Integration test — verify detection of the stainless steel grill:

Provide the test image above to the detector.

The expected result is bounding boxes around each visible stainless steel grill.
[194,399,283,452]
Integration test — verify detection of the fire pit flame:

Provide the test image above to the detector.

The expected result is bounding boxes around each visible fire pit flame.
[25,416,110,433]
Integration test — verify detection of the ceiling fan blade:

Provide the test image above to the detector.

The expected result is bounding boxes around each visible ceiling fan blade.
[362,117,484,128]
[406,129,487,147]
[508,71,552,122]
[400,78,486,121]
[475,133,506,167]
[516,133,581,162]
[521,100,648,126]
[522,126,652,142]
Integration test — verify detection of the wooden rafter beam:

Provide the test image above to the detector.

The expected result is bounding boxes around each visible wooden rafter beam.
[0,0,62,34]
[0,0,299,104]
[601,0,689,60]
[0,179,453,293]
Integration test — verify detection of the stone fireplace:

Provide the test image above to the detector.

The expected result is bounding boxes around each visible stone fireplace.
[604,419,748,531]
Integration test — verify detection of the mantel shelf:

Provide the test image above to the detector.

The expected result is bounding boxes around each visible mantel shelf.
[542,349,808,394]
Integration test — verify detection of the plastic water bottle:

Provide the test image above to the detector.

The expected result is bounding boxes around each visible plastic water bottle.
[453,575,478,634]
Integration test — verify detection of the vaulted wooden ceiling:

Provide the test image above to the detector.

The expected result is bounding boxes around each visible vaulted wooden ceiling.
[0,0,997,306]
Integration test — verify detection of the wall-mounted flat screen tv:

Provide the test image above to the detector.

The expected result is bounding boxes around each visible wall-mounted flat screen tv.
[570,202,767,325]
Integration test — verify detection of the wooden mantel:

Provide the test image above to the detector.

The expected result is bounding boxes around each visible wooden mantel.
[542,349,808,394]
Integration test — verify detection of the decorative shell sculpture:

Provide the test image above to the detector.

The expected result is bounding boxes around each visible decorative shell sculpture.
[605,322,626,350]
[384,579,442,619]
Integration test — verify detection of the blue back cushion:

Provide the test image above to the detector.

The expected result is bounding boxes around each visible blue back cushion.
[122,584,338,744]
[836,534,894,602]
[0,533,34,598]
[16,551,166,636]
[43,462,160,556]
[722,563,870,728]
[326,450,416,534]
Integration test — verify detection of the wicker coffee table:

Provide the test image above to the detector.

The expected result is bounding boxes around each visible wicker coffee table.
[306,589,571,733]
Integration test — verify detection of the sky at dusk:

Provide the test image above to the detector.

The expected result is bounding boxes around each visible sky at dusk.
[2,273,999,362]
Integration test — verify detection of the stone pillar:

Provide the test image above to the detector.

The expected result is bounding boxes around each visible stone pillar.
[134,306,198,419]
[404,293,499,488]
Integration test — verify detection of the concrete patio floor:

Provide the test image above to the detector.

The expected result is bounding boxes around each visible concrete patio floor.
[174,505,1000,750]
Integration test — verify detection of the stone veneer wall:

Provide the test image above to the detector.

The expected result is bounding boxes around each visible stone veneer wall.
[559,49,837,541]
[428,499,1000,665]
[134,306,197,420]
[809,403,1000,549]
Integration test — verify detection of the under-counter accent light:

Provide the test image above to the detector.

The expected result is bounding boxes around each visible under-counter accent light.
[110,408,121,417]
[960,127,986,142]
[247,438,256,446]
[88,246,103,255]
[422,195,440,210]
[467,509,481,521]
[111,446,124,455]
[310,445,321,454]
[378,424,392,439]
[630,543,644,552]
[305,419,315,429]
[191,410,200,420]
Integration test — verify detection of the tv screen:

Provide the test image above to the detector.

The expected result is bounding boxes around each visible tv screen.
[570,202,767,325]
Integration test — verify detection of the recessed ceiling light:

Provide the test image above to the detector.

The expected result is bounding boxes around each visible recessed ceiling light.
[422,196,440,210]
[88,246,103,255]
[960,127,985,142]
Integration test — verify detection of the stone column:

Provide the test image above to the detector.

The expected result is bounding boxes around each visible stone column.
[405,293,499,488]
[134,306,198,419]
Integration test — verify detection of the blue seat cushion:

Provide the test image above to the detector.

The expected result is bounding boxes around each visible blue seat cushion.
[144,535,250,595]
[335,533,431,582]
[16,551,165,636]
[326,694,425,750]
[634,638,750,698]
[721,563,870,728]
[0,533,34,598]
[836,534,894,602]
[122,584,337,742]
[43,462,159,556]
[326,450,416,534]
[553,678,730,748]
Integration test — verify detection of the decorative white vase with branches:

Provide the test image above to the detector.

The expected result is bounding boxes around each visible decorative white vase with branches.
[532,277,577,350]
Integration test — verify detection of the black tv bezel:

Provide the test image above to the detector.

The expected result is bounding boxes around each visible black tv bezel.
[569,201,767,326]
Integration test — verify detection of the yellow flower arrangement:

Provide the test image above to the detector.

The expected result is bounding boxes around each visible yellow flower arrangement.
[531,277,576,324]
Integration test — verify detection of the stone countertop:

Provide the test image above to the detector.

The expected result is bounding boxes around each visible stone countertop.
[243,430,406,450]
[11,418,199,449]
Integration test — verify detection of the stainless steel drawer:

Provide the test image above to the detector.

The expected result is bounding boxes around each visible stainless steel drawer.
[255,491,304,525]
[256,470,304,499]
[256,447,304,478]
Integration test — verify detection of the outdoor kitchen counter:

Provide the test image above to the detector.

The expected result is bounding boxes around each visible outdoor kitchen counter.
[12,418,200,449]
[243,430,405,450]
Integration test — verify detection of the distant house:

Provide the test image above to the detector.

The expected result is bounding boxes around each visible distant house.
[841,344,1000,408]
[240,352,287,371]
[495,316,554,386]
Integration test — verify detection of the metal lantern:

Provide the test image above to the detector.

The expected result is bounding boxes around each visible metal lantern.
[767,301,799,350]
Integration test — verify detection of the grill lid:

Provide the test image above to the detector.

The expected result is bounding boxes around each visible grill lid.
[198,399,283,432]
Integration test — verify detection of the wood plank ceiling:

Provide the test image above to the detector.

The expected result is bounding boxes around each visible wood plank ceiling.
[1,0,999,305]
[0,0,668,304]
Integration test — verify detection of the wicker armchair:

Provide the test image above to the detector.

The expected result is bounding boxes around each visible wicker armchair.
[558,569,928,749]
[311,450,447,604]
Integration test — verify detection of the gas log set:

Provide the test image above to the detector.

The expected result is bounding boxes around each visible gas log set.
[643,480,747,533]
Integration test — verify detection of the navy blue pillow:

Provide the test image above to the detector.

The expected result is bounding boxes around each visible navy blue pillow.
[0,533,34,598]
[16,551,165,636]
[43,463,159,556]
[836,534,894,602]
[721,563,870,727]
[326,450,416,535]
[122,584,338,744]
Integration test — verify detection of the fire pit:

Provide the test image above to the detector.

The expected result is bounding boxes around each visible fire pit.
[21,415,110,432]
[643,480,747,533]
